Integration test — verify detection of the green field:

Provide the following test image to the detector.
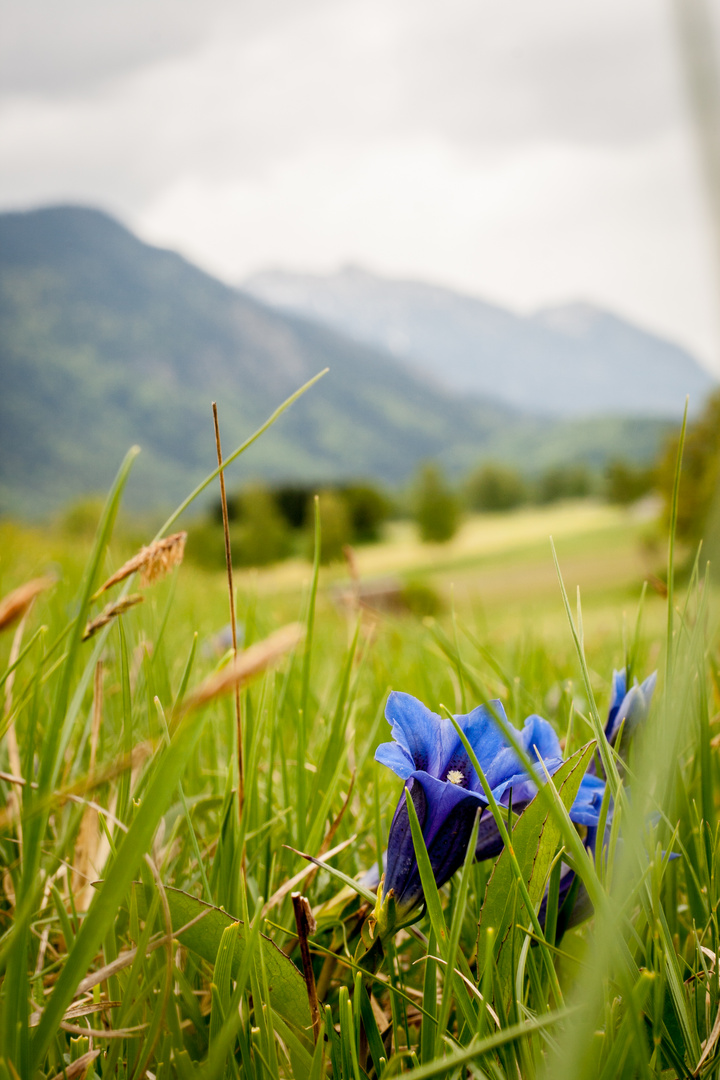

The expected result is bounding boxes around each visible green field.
[0,445,717,1078]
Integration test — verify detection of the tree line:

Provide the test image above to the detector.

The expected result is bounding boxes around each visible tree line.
[174,389,719,567]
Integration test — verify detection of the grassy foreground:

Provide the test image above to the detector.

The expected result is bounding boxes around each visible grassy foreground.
[0,438,718,1078]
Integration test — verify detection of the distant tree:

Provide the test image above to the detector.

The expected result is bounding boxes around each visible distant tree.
[341,483,391,542]
[466,463,526,512]
[307,490,352,564]
[414,464,461,543]
[273,484,315,530]
[60,496,106,537]
[605,460,655,505]
[400,579,444,617]
[234,484,292,567]
[535,465,594,504]
[657,390,720,547]
[184,521,228,571]
[211,491,241,525]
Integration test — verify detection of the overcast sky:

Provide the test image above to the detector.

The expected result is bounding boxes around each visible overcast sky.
[3,0,720,373]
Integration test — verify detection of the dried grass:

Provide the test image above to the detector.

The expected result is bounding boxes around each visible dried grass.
[72,663,104,909]
[93,532,186,597]
[82,594,143,641]
[182,622,303,713]
[0,576,55,632]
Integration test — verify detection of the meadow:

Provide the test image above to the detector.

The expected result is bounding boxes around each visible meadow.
[0,395,718,1079]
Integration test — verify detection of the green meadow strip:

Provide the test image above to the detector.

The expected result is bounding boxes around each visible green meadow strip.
[285,846,378,906]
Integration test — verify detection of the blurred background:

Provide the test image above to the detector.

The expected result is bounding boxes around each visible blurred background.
[1,0,720,605]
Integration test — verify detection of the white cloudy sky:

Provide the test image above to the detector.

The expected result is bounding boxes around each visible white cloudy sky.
[2,0,720,372]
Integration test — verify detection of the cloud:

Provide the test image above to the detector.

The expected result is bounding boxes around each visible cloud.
[1,0,717,369]
[133,129,717,368]
[1,0,685,149]
[395,0,684,146]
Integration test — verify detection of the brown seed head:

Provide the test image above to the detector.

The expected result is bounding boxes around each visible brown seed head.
[94,532,187,597]
[0,577,55,632]
[82,594,144,641]
[183,623,304,713]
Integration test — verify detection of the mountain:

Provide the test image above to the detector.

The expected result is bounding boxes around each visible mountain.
[0,206,670,519]
[244,266,715,418]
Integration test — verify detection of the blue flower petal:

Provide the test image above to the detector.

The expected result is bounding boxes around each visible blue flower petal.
[474,813,505,861]
[379,693,516,792]
[374,741,416,780]
[520,713,563,760]
[383,771,484,915]
[606,671,657,745]
[483,714,562,790]
[488,758,564,807]
[380,691,456,778]
[569,773,607,826]
[605,668,627,738]
[447,701,509,788]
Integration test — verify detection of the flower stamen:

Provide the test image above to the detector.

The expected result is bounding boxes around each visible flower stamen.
[446,769,465,786]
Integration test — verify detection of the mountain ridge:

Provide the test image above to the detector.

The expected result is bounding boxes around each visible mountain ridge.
[0,205,673,518]
[244,266,714,417]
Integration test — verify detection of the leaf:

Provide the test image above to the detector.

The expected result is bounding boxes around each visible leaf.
[477,742,595,988]
[134,884,311,1035]
[209,921,239,1047]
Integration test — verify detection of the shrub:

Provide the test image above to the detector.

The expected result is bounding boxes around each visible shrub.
[341,482,391,542]
[414,463,461,543]
[59,496,106,537]
[400,579,443,617]
[535,464,594,504]
[234,484,292,567]
[307,490,352,564]
[466,463,526,512]
[605,460,656,505]
[188,485,292,570]
[272,484,314,531]
[184,521,228,571]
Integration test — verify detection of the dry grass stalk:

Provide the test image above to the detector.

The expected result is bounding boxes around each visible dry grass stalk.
[47,1049,101,1080]
[4,610,29,843]
[183,623,303,713]
[29,1000,121,1029]
[211,402,245,822]
[0,741,153,830]
[93,532,186,597]
[0,576,55,632]
[262,834,356,916]
[72,663,104,909]
[82,594,143,641]
[292,892,321,1042]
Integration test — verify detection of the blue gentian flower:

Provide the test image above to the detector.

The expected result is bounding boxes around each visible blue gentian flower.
[539,666,658,936]
[606,668,657,746]
[375,692,603,921]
